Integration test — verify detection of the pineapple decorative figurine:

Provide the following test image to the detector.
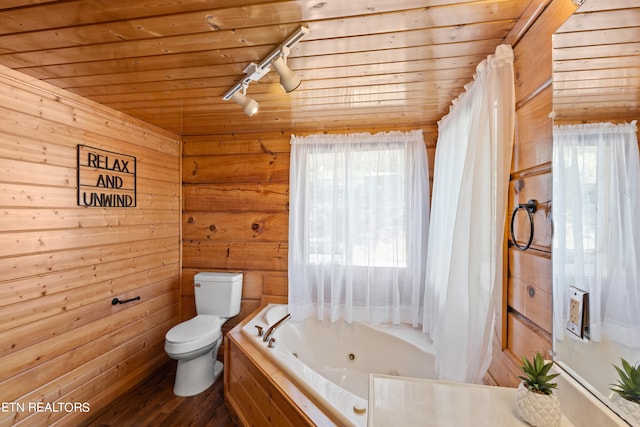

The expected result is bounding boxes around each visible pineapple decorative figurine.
[609,358,640,426]
[514,352,561,427]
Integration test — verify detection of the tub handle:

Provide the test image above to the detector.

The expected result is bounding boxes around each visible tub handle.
[268,337,276,348]
[255,325,264,337]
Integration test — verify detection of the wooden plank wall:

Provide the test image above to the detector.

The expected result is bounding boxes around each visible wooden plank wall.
[181,127,437,336]
[0,65,181,426]
[487,0,577,386]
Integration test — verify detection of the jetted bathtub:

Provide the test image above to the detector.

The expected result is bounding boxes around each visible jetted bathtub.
[237,304,437,427]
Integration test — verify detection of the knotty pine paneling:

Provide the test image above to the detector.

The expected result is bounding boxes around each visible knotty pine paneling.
[513,85,553,172]
[181,127,436,326]
[513,0,577,105]
[0,0,543,136]
[487,0,575,387]
[183,153,290,184]
[183,183,290,213]
[508,250,552,334]
[0,64,181,426]
[507,311,552,362]
[182,212,288,242]
[552,3,640,124]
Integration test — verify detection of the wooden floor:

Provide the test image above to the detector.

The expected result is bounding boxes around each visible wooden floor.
[83,361,236,427]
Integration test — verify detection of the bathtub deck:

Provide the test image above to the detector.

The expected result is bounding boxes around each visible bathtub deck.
[225,318,341,427]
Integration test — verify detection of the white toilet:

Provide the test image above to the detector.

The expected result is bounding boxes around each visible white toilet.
[164,272,242,396]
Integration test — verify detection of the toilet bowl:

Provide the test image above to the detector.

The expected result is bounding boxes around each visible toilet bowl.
[165,315,223,397]
[164,272,243,396]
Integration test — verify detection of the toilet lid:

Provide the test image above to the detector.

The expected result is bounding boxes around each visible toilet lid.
[165,315,221,345]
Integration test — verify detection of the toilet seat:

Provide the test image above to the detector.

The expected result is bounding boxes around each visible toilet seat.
[165,315,221,354]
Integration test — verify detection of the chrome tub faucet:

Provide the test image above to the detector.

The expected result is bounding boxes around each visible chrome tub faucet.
[263,312,291,342]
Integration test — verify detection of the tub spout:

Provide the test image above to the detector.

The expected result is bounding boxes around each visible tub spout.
[263,312,291,342]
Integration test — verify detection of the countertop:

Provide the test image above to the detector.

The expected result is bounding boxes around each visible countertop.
[368,374,576,427]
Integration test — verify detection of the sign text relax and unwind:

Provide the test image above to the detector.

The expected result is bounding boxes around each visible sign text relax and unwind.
[77,145,136,207]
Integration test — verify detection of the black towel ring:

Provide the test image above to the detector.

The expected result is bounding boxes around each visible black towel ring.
[510,199,537,251]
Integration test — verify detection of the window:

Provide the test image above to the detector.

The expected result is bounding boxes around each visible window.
[306,147,406,267]
[553,121,640,346]
[288,130,429,325]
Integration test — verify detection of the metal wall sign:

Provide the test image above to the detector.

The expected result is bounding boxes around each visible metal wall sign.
[77,145,136,207]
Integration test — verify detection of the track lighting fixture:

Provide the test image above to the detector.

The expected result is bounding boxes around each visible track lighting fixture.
[222,26,309,116]
[271,55,301,93]
[230,87,258,117]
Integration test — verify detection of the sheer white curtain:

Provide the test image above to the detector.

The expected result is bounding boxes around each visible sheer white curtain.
[288,130,430,326]
[553,121,640,347]
[423,44,515,383]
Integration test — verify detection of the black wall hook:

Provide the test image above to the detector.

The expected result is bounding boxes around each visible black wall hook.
[112,296,141,305]
[510,199,537,251]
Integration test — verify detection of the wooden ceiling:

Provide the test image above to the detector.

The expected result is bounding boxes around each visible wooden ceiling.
[2,1,636,135]
[0,0,552,136]
[552,0,640,123]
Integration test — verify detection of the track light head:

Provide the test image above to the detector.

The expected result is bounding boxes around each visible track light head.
[222,26,308,116]
[272,56,301,93]
[230,90,258,117]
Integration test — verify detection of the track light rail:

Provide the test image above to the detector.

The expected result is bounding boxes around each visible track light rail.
[222,26,309,101]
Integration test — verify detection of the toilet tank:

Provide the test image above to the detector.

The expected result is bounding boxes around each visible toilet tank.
[193,272,243,317]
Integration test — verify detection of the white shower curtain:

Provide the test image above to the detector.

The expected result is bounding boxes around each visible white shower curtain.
[423,44,515,383]
[553,121,640,347]
[288,130,430,326]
